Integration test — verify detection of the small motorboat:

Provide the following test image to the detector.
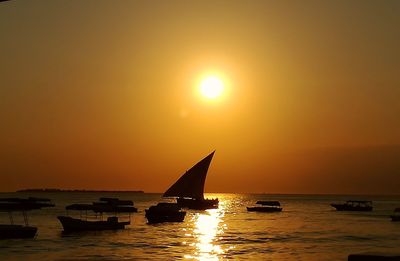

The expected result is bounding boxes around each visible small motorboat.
[145,203,186,224]
[0,197,55,239]
[58,197,137,232]
[390,208,400,222]
[331,200,373,211]
[0,224,37,239]
[349,253,400,260]
[247,201,282,212]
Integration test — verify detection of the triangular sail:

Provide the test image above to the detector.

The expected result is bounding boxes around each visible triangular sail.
[163,151,215,200]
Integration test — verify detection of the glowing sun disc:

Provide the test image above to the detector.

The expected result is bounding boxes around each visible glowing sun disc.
[200,76,224,99]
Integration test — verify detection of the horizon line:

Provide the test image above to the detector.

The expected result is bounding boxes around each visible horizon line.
[2,189,400,197]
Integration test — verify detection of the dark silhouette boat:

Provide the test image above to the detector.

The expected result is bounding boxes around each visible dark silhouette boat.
[331,200,373,211]
[349,253,400,260]
[145,203,186,224]
[0,197,55,239]
[163,151,219,210]
[58,197,137,232]
[390,208,400,222]
[247,201,283,212]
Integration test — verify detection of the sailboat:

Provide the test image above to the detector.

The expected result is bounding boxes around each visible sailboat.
[163,151,219,210]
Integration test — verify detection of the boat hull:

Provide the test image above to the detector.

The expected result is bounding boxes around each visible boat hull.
[247,207,282,212]
[331,204,373,212]
[0,224,37,239]
[145,210,186,224]
[58,216,129,232]
[177,198,219,210]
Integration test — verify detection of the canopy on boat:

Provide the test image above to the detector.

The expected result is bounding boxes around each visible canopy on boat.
[97,198,134,206]
[66,204,94,211]
[256,201,281,206]
[93,205,137,213]
[0,198,55,212]
[163,151,215,200]
[346,200,372,204]
[0,197,52,203]
[66,199,137,213]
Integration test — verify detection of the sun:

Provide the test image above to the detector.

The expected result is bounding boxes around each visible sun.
[199,76,224,99]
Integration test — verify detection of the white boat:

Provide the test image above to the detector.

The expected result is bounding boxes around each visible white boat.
[163,151,219,210]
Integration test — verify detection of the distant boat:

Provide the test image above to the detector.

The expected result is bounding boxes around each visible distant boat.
[348,253,400,260]
[163,151,219,210]
[247,201,283,212]
[331,200,373,211]
[0,197,55,239]
[145,203,186,224]
[390,208,400,222]
[58,198,137,232]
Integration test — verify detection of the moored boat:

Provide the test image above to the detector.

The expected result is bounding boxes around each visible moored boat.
[0,197,55,239]
[247,201,282,212]
[331,200,373,211]
[348,253,400,260]
[145,203,186,224]
[58,216,129,232]
[58,198,137,232]
[177,197,218,210]
[390,208,400,222]
[163,151,219,210]
[0,225,37,239]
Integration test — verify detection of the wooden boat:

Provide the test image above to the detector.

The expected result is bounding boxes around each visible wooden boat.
[247,201,282,212]
[163,151,219,210]
[0,225,37,239]
[0,197,55,239]
[0,197,55,210]
[176,198,218,210]
[331,200,373,211]
[390,208,400,222]
[58,216,129,232]
[145,203,186,224]
[58,198,137,232]
[349,253,400,260]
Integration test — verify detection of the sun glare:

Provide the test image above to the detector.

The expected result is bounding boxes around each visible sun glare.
[199,76,224,100]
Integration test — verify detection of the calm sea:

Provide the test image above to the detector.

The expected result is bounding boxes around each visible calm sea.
[0,193,399,260]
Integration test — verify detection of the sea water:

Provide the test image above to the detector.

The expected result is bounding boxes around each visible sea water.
[0,192,399,260]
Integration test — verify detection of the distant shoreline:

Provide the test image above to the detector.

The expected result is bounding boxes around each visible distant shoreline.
[16,189,144,193]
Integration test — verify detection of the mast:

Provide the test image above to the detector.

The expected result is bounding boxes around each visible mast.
[163,151,215,200]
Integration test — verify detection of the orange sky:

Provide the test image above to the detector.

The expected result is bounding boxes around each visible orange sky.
[1,1,399,193]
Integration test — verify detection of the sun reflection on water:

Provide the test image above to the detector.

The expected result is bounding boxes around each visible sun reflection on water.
[185,202,226,260]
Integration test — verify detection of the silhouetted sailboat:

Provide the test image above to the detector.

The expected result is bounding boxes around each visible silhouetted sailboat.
[163,151,219,210]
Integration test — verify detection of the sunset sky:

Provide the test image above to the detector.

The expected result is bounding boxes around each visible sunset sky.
[1,1,399,194]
